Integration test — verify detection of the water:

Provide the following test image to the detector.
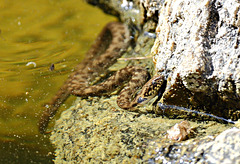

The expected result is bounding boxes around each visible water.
[0,0,115,163]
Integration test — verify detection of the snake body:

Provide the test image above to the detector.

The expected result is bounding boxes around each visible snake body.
[38,22,161,133]
[38,21,233,134]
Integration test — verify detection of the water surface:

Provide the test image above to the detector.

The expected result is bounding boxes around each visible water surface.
[0,0,115,163]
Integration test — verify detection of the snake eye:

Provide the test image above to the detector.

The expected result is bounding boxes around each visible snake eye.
[137,97,147,104]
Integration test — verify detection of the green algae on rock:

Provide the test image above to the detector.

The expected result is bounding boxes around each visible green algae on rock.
[50,96,237,163]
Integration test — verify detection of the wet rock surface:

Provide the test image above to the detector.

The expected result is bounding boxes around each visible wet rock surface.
[50,97,238,163]
[50,0,240,163]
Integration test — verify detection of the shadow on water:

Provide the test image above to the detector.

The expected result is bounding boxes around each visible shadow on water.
[0,0,116,163]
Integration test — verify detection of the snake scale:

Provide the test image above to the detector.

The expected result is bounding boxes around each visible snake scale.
[38,22,166,134]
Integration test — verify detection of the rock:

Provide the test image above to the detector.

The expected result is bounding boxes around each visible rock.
[86,0,144,26]
[50,97,236,163]
[197,127,240,163]
[152,0,240,120]
[145,127,240,163]
[50,98,168,163]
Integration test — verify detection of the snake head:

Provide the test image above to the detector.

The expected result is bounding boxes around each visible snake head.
[134,75,166,106]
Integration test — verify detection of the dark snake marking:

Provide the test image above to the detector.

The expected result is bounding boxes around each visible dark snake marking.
[38,22,155,134]
[72,66,150,109]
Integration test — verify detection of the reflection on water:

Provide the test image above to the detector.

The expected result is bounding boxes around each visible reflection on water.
[0,0,115,163]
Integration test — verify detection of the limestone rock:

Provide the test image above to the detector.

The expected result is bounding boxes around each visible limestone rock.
[152,0,240,120]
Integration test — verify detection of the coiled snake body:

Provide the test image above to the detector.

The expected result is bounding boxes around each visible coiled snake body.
[38,22,165,134]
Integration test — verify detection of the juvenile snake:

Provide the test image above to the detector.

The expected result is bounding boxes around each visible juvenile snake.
[38,22,165,134]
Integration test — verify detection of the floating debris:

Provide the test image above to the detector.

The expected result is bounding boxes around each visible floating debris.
[26,62,36,67]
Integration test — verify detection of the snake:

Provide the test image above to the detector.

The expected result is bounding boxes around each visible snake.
[38,21,235,134]
[38,22,166,134]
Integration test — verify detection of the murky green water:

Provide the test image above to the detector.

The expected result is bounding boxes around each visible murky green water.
[0,0,115,163]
